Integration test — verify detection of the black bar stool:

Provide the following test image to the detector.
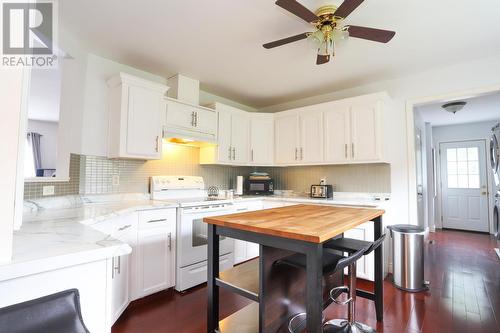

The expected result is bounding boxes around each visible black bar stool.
[275,246,368,333]
[322,234,386,333]
[0,289,89,333]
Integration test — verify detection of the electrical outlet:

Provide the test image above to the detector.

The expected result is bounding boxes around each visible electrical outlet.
[42,185,55,196]
[112,175,120,186]
[320,178,326,185]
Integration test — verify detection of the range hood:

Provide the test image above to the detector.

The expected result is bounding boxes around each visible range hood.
[163,74,217,147]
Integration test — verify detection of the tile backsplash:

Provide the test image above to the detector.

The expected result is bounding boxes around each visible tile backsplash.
[24,144,390,199]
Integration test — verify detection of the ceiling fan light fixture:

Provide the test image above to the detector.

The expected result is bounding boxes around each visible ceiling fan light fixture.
[442,101,467,114]
[307,30,325,49]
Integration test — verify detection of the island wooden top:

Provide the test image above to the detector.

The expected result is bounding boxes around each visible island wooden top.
[204,204,384,243]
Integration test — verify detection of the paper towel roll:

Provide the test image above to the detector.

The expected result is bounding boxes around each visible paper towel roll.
[236,176,244,195]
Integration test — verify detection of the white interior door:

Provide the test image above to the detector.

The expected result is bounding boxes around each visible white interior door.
[440,141,489,232]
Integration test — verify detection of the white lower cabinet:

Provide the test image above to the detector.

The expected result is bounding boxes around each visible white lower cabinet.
[92,208,177,325]
[233,201,263,264]
[134,208,176,299]
[110,255,130,324]
[106,213,138,324]
[342,221,375,281]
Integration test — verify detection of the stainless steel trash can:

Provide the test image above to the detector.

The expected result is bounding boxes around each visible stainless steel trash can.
[388,224,428,292]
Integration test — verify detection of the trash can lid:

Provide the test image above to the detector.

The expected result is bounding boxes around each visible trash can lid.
[388,224,425,234]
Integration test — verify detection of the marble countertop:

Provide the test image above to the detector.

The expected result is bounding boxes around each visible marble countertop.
[0,192,388,282]
[236,192,390,208]
[0,194,178,282]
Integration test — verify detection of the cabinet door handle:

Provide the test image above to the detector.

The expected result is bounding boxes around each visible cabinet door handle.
[228,147,232,160]
[117,256,121,274]
[345,144,348,158]
[300,147,303,160]
[112,257,115,279]
[351,143,355,158]
[147,218,167,224]
[168,232,172,251]
[191,112,195,126]
[295,148,298,160]
[232,147,236,160]
[194,112,198,127]
[251,149,254,162]
[118,224,132,231]
[155,136,159,152]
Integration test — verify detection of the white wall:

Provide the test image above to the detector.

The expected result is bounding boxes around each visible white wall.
[27,120,59,170]
[0,68,25,262]
[260,54,500,227]
[432,120,498,233]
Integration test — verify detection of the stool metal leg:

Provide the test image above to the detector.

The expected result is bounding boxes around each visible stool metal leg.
[324,262,376,333]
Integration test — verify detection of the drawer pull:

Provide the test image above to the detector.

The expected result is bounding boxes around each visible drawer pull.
[147,218,168,223]
[118,225,132,231]
[168,232,172,251]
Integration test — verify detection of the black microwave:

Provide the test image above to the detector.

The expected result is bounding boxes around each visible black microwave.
[245,179,274,195]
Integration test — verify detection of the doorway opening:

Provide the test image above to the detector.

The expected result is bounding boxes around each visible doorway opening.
[412,92,500,236]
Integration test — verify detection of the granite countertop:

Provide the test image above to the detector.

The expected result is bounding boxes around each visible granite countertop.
[0,194,178,282]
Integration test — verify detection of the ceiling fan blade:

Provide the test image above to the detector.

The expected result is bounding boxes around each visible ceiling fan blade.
[316,54,330,65]
[263,32,309,49]
[347,25,396,43]
[275,0,319,23]
[334,0,364,19]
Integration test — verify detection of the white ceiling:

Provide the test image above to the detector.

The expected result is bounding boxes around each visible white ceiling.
[59,0,500,108]
[416,93,500,127]
[28,67,61,122]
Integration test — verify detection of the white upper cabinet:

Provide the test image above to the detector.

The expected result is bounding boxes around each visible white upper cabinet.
[324,107,351,163]
[230,111,250,164]
[350,102,381,161]
[324,94,385,163]
[107,73,168,160]
[299,109,324,163]
[274,108,324,165]
[164,98,217,141]
[199,103,249,165]
[274,113,299,164]
[249,114,274,165]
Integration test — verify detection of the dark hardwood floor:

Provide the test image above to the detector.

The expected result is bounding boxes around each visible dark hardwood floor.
[112,230,500,333]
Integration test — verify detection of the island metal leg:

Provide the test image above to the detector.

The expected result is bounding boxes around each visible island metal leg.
[207,224,219,333]
[306,243,324,333]
[373,216,384,321]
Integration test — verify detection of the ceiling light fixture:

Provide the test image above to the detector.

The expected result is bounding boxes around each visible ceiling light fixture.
[442,101,467,114]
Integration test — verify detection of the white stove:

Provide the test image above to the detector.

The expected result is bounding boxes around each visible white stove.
[151,176,235,291]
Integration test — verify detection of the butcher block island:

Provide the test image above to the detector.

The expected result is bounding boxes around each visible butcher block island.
[204,204,385,333]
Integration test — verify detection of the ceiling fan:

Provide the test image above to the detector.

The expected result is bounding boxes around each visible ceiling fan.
[263,0,396,65]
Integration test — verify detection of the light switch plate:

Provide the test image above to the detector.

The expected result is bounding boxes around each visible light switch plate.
[42,185,55,196]
[112,175,120,186]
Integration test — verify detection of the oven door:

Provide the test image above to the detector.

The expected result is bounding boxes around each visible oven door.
[178,205,234,268]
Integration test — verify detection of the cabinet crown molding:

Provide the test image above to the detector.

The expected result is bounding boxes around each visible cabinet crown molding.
[107,72,169,94]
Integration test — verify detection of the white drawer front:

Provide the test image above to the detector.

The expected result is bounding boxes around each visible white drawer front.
[175,254,233,292]
[138,208,176,230]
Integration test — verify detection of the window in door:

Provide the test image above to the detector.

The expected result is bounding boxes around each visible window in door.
[446,147,480,189]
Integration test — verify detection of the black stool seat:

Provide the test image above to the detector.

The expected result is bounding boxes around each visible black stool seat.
[276,251,343,273]
[276,247,366,276]
[0,289,89,333]
[325,234,386,256]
